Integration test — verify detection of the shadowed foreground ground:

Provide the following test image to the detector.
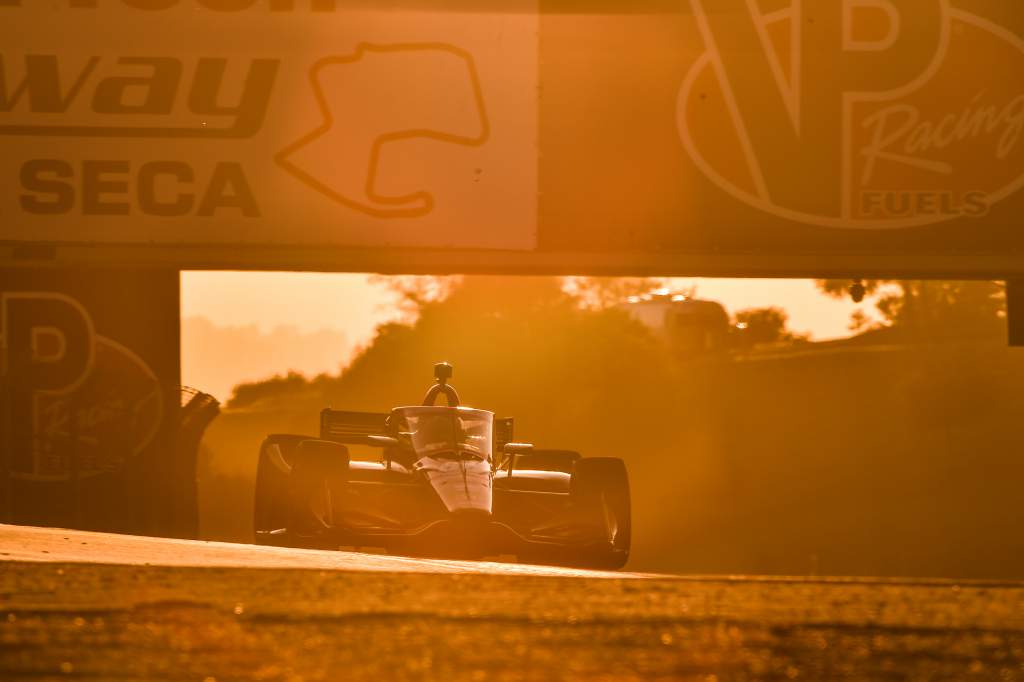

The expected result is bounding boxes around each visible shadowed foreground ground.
[2,526,1024,681]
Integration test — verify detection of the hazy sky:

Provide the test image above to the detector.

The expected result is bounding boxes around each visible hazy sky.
[183,272,399,336]
[181,272,872,397]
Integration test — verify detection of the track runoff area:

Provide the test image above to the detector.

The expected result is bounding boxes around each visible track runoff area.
[2,525,1023,681]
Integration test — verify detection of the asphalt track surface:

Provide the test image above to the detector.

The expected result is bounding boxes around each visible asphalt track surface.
[2,525,1024,681]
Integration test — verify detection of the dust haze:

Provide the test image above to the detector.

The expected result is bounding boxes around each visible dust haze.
[194,275,1021,579]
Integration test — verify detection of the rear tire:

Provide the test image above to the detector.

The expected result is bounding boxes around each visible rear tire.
[570,457,631,569]
[516,449,581,473]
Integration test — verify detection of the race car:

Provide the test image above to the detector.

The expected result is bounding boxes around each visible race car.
[253,363,631,569]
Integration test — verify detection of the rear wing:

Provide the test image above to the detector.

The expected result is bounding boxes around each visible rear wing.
[319,409,388,444]
[495,417,514,453]
[320,408,515,453]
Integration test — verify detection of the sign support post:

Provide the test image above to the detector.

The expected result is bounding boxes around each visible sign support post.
[1008,281,1024,347]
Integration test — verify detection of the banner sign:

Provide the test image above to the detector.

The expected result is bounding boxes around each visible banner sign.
[1,1,1022,277]
[0,0,537,251]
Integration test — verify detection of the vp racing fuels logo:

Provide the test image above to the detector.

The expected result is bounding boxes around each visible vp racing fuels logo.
[276,43,489,219]
[678,0,1024,229]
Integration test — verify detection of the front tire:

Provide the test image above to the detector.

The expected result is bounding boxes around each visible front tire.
[254,434,309,537]
[570,457,631,569]
[253,436,348,545]
[288,439,349,535]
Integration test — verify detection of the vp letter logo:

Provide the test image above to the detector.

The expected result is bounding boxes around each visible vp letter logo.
[276,43,489,219]
[1,293,163,482]
[678,0,1024,229]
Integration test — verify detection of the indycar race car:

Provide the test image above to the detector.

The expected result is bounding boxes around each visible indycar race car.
[253,363,631,569]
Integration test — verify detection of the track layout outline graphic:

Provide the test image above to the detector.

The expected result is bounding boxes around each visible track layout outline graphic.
[276,43,490,219]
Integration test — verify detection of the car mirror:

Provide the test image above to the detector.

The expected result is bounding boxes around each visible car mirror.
[502,442,534,454]
[367,435,400,448]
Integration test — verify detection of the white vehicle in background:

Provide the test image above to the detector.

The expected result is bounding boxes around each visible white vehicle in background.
[620,289,734,355]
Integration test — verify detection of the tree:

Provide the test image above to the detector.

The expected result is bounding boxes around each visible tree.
[816,279,886,301]
[733,307,806,345]
[848,309,879,333]
[816,279,1005,338]
[368,275,461,322]
[226,275,674,422]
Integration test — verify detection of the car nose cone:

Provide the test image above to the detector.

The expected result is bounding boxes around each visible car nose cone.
[451,507,492,522]
[418,457,493,515]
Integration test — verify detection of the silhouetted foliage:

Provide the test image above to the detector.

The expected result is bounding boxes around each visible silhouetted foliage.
[227,276,674,429]
[733,307,807,346]
[847,309,879,333]
[229,371,332,409]
[817,280,1005,338]
[367,275,461,321]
